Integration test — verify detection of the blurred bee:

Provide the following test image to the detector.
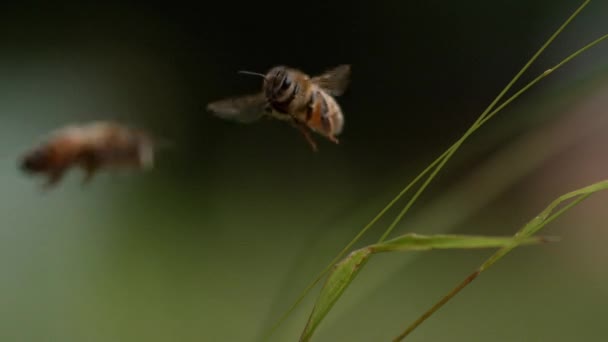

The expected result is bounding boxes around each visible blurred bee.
[206,64,351,151]
[19,121,157,188]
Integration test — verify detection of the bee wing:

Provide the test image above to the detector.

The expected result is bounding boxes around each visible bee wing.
[311,64,351,96]
[206,93,268,124]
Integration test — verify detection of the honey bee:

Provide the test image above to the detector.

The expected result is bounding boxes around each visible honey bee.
[206,64,351,151]
[19,121,156,188]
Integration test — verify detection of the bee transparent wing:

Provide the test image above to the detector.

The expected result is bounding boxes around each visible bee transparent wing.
[311,64,351,96]
[206,93,268,123]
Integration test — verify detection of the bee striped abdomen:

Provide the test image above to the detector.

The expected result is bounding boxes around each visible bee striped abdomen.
[305,90,317,121]
[304,89,332,134]
[319,92,331,132]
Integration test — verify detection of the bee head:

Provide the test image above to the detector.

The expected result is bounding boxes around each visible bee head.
[20,147,52,174]
[264,66,291,101]
[237,66,294,103]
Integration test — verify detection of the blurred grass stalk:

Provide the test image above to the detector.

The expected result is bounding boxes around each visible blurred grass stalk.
[265,0,608,340]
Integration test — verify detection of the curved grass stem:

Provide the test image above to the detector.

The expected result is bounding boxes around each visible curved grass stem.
[393,193,593,341]
[377,0,594,242]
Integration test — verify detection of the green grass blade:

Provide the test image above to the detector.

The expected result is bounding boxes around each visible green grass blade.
[300,248,372,342]
[371,233,547,252]
[476,31,608,130]
[479,180,608,271]
[300,234,548,341]
[394,180,608,341]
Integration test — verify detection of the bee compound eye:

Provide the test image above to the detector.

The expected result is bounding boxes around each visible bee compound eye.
[281,76,291,90]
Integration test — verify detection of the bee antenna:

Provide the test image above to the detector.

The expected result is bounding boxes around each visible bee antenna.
[237,70,267,79]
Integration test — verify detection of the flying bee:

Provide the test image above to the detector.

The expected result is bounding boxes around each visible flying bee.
[19,121,157,188]
[206,64,351,151]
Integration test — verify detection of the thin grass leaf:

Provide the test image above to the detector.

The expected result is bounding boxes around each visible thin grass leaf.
[394,179,608,341]
[479,180,608,271]
[371,233,548,253]
[300,248,372,342]
[300,234,548,341]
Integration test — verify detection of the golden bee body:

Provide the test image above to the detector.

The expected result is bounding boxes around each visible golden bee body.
[20,121,155,188]
[207,64,350,151]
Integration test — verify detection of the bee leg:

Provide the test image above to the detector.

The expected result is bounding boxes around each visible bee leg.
[327,135,340,144]
[262,104,274,120]
[293,121,318,152]
[79,153,99,186]
[43,169,65,189]
[81,167,97,186]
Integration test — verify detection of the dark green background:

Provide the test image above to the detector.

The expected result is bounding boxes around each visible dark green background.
[1,1,608,341]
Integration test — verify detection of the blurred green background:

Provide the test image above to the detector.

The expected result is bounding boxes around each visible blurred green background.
[2,1,608,341]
